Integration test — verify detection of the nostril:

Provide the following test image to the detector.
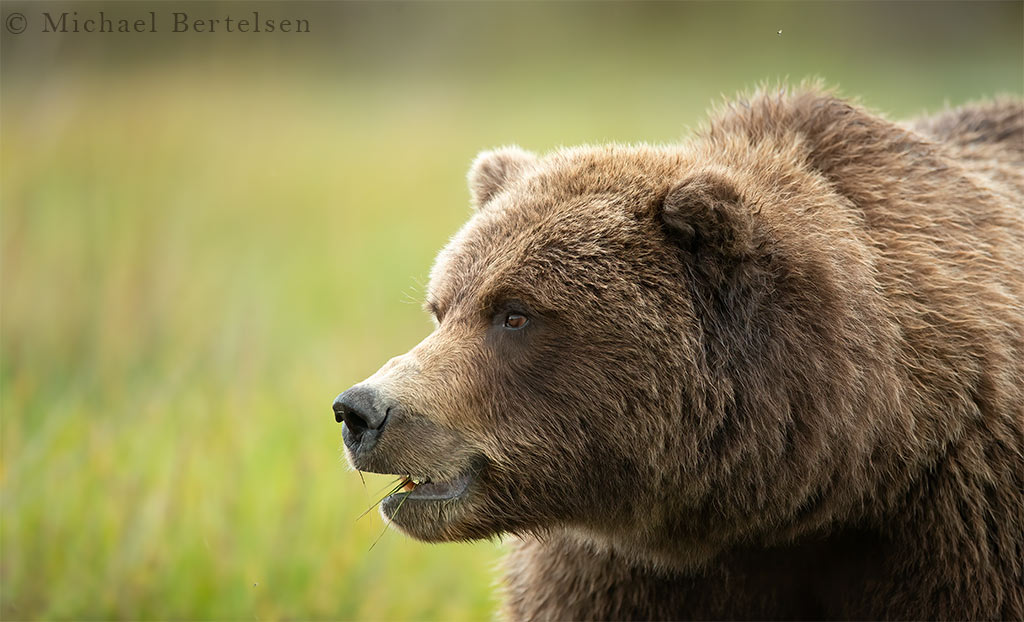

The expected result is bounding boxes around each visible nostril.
[332,394,346,424]
[342,407,369,434]
[334,386,392,453]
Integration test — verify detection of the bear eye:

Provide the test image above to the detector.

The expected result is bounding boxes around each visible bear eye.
[503,313,529,330]
[426,300,444,322]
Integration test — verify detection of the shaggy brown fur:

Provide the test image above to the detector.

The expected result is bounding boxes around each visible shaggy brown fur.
[334,86,1024,620]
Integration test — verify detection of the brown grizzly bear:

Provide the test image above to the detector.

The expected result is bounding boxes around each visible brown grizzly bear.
[332,86,1024,620]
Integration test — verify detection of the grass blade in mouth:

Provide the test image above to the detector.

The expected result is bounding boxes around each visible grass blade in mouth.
[356,477,407,521]
[369,489,411,552]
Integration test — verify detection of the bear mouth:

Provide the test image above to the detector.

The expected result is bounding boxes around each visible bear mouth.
[352,456,486,540]
[385,470,474,502]
[375,465,480,538]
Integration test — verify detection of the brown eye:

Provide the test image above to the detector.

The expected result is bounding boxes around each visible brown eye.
[503,313,529,330]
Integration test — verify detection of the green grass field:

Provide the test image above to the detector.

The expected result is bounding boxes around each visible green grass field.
[2,2,1020,619]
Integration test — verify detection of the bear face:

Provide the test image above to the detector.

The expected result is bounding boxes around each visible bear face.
[334,131,905,568]
[338,146,699,549]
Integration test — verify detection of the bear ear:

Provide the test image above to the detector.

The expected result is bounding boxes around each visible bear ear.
[660,169,754,259]
[468,146,537,208]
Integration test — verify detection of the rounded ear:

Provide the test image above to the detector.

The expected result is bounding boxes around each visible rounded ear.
[661,169,753,259]
[467,146,537,208]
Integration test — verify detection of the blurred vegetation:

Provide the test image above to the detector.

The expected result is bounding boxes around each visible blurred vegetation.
[1,1,1020,620]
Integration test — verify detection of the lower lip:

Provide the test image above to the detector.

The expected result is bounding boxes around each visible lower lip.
[390,471,473,502]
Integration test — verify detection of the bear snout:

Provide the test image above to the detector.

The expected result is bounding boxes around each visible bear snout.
[333,385,393,454]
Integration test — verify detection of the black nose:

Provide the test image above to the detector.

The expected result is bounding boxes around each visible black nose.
[333,386,390,453]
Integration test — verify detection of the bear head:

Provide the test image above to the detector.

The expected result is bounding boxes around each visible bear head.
[335,118,898,569]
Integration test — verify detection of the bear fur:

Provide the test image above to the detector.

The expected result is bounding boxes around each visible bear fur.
[336,86,1024,620]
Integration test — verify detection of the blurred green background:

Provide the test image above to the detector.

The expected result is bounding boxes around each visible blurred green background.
[1,1,1020,619]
